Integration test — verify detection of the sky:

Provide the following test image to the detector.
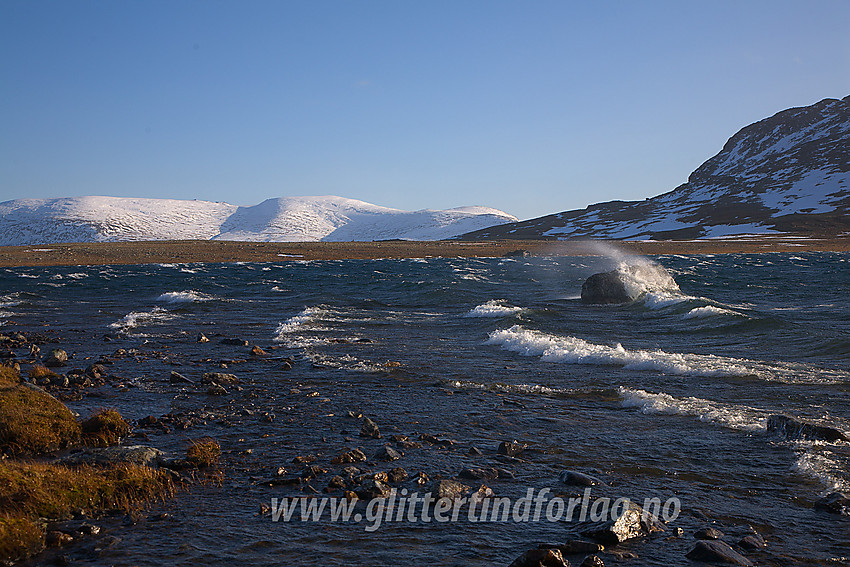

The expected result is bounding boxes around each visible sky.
[2,1,849,221]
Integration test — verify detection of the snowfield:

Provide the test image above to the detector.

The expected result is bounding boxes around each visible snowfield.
[0,195,518,246]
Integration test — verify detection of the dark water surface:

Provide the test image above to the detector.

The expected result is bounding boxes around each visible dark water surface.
[3,252,849,566]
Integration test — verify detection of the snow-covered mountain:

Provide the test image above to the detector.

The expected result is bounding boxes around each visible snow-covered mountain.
[461,95,850,240]
[0,195,517,245]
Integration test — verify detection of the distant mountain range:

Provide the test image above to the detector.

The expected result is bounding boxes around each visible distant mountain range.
[461,95,850,240]
[0,195,517,245]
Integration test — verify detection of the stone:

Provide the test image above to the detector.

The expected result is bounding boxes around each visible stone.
[419,434,455,447]
[685,540,753,565]
[430,479,470,500]
[44,349,68,367]
[459,467,499,480]
[694,526,725,540]
[356,479,392,500]
[375,445,402,461]
[360,417,382,438]
[292,454,318,464]
[581,263,679,304]
[580,556,604,567]
[60,446,163,467]
[46,530,74,547]
[582,501,665,545]
[738,533,766,550]
[202,372,239,385]
[559,470,604,487]
[250,345,268,356]
[509,548,571,567]
[468,446,483,456]
[206,384,228,395]
[767,415,849,442]
[388,467,408,483]
[85,364,107,379]
[551,540,604,554]
[814,492,850,515]
[330,449,367,464]
[498,440,526,457]
[196,333,210,343]
[169,371,192,384]
[220,338,249,346]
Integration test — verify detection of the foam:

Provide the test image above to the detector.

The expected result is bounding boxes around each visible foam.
[274,306,326,339]
[156,290,212,304]
[793,449,850,493]
[465,300,523,318]
[641,291,691,310]
[109,307,177,331]
[619,387,767,432]
[487,325,752,377]
[683,305,740,319]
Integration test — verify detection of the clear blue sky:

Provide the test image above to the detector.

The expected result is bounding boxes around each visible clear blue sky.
[2,1,849,220]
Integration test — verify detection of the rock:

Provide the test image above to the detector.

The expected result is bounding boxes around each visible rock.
[550,540,604,554]
[356,479,392,500]
[201,372,239,386]
[85,364,107,380]
[206,384,228,395]
[459,467,499,481]
[694,526,725,540]
[581,263,679,304]
[468,446,483,456]
[430,479,470,500]
[738,533,766,550]
[582,501,665,545]
[472,485,495,500]
[79,523,100,536]
[391,434,422,449]
[250,345,268,356]
[331,449,367,464]
[292,454,318,464]
[767,414,849,442]
[509,548,571,567]
[360,417,382,439]
[60,445,163,467]
[50,374,70,388]
[43,348,68,367]
[685,540,753,565]
[301,464,327,480]
[375,445,402,461]
[580,556,604,567]
[388,467,408,483]
[559,470,604,487]
[46,530,74,547]
[419,434,455,447]
[814,492,850,515]
[169,371,192,384]
[498,440,526,457]
[196,333,210,343]
[260,412,275,423]
[220,338,249,346]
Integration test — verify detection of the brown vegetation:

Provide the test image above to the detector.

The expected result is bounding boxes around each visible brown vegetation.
[81,408,131,447]
[28,365,58,382]
[186,437,221,468]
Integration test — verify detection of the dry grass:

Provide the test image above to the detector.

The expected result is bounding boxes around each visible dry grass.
[28,365,58,382]
[81,408,130,447]
[0,369,81,455]
[186,437,221,468]
[0,459,176,561]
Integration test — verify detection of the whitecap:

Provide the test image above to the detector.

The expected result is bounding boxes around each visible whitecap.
[156,290,212,304]
[109,307,177,331]
[465,300,523,318]
[683,305,740,319]
[274,306,326,339]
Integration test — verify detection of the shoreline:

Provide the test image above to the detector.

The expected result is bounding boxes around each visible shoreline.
[0,237,848,267]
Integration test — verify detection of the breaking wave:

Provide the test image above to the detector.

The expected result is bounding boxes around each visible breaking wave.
[274,306,327,339]
[156,290,213,304]
[465,300,523,318]
[109,307,177,331]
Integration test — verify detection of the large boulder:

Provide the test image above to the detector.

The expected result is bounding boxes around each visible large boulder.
[767,415,848,442]
[581,263,679,304]
[685,540,753,565]
[581,501,665,544]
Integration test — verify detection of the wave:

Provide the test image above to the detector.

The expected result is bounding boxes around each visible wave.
[682,305,741,319]
[109,307,177,331]
[619,387,767,432]
[640,291,692,310]
[486,325,752,378]
[794,449,850,493]
[273,306,326,340]
[464,300,523,318]
[156,290,213,304]
[444,379,618,400]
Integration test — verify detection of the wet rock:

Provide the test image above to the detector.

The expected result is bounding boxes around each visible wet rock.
[509,547,571,567]
[292,454,318,464]
[414,471,430,486]
[814,492,850,515]
[196,333,210,343]
[79,523,101,536]
[430,479,471,500]
[260,412,275,423]
[468,446,483,456]
[498,440,526,457]
[767,414,849,442]
[331,449,367,464]
[581,501,665,545]
[280,360,293,371]
[420,434,455,447]
[579,555,604,567]
[356,478,392,500]
[581,263,678,304]
[326,475,347,490]
[459,467,499,481]
[472,485,495,500]
[206,384,228,395]
[685,540,753,565]
[202,372,239,386]
[375,445,402,461]
[738,533,766,550]
[60,446,164,467]
[44,348,68,367]
[220,338,249,346]
[360,417,382,439]
[549,540,604,555]
[169,371,193,384]
[559,470,604,487]
[50,374,70,388]
[85,364,107,380]
[391,434,422,449]
[388,467,408,483]
[301,465,327,480]
[694,526,725,540]
[250,345,268,356]
[46,530,74,547]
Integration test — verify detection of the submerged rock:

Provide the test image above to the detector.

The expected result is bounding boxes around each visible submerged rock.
[201,372,239,386]
[694,526,725,540]
[766,414,849,442]
[685,540,753,565]
[814,492,850,516]
[580,262,679,304]
[581,501,665,545]
[498,440,526,457]
[559,470,604,487]
[509,548,571,567]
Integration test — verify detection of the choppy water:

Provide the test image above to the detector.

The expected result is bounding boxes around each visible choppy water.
[3,252,850,566]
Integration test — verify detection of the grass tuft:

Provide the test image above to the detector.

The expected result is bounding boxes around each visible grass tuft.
[0,514,44,563]
[28,365,58,382]
[186,437,221,468]
[81,408,130,447]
